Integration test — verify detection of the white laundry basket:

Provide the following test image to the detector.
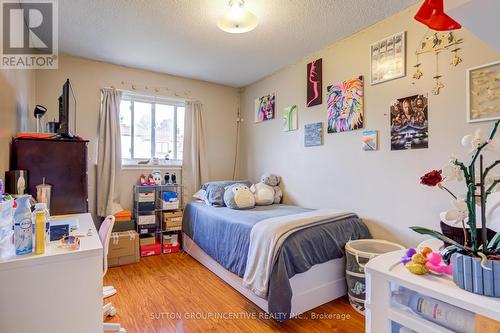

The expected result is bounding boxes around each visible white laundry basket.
[345,239,405,314]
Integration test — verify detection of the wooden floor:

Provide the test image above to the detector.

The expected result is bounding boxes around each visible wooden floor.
[104,252,365,333]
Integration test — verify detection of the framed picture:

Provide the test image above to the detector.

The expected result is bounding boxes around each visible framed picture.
[390,94,428,151]
[362,130,378,151]
[306,58,322,107]
[370,31,406,85]
[254,93,276,123]
[304,122,323,147]
[466,60,500,123]
[326,76,364,133]
[283,105,298,132]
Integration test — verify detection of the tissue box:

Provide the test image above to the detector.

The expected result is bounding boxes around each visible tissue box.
[108,231,139,267]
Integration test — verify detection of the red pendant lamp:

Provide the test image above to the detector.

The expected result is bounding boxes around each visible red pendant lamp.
[414,0,462,31]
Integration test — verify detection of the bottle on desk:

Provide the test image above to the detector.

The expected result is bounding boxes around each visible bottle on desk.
[33,203,49,255]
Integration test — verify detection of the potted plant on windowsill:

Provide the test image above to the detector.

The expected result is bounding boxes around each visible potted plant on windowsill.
[413,120,500,297]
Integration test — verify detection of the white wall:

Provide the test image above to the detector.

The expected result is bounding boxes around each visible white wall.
[35,55,239,217]
[0,69,35,178]
[239,5,500,246]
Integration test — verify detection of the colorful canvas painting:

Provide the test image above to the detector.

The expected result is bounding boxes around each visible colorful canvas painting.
[326,76,364,133]
[390,94,428,150]
[370,31,406,85]
[283,105,298,132]
[362,130,378,151]
[304,122,323,147]
[307,58,322,107]
[255,93,276,123]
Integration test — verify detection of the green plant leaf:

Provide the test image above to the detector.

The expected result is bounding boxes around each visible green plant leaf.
[410,227,469,252]
[487,231,500,251]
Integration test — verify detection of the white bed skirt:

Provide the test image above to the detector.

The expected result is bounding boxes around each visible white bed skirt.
[182,233,347,317]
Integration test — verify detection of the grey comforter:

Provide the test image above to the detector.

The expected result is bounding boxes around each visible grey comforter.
[182,202,370,321]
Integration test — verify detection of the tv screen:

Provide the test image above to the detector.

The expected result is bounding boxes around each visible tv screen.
[58,79,76,137]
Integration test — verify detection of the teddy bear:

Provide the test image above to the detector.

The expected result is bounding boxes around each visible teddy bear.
[252,173,283,205]
[250,182,274,206]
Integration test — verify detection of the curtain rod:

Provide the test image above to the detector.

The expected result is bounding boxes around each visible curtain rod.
[102,83,201,103]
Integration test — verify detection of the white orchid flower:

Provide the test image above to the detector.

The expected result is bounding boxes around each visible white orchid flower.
[445,197,469,225]
[462,128,484,151]
[462,128,500,153]
[442,163,464,182]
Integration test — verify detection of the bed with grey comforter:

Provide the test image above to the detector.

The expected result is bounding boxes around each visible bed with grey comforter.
[182,202,370,321]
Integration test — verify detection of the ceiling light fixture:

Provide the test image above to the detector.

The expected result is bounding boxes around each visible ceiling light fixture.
[217,0,258,34]
[414,0,461,31]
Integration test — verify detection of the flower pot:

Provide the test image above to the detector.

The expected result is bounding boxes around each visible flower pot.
[451,253,500,297]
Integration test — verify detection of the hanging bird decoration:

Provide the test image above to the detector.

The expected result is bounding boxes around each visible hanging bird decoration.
[450,48,462,66]
[432,76,445,95]
[413,63,423,80]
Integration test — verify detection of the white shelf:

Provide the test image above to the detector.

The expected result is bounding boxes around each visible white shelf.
[365,249,500,333]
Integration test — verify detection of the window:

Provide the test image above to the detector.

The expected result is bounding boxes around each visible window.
[119,94,185,165]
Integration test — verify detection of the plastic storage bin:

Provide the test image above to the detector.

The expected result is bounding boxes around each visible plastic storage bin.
[345,239,405,314]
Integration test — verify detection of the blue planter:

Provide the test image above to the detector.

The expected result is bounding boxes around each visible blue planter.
[451,253,500,297]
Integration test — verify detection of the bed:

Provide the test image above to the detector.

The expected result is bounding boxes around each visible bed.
[182,202,370,321]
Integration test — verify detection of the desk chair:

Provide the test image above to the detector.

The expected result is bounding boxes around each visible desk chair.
[99,215,126,333]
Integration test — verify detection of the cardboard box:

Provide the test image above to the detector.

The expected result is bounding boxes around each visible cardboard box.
[140,242,161,257]
[162,210,183,231]
[162,243,180,254]
[137,213,156,226]
[108,231,139,267]
[136,191,155,202]
[139,234,156,247]
[112,219,136,232]
[476,314,500,333]
[163,233,179,245]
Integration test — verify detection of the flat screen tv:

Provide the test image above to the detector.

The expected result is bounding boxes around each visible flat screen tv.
[57,79,76,137]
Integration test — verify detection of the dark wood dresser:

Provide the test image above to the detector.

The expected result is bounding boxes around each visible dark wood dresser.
[10,137,89,215]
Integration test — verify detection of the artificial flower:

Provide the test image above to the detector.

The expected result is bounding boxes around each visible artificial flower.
[445,197,469,224]
[461,128,485,153]
[442,163,464,182]
[420,170,442,187]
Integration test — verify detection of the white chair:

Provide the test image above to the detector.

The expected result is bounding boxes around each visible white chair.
[99,215,126,333]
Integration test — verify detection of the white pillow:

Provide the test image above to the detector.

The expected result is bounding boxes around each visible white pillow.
[193,189,207,201]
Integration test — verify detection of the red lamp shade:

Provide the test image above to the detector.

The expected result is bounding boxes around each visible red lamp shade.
[414,0,462,31]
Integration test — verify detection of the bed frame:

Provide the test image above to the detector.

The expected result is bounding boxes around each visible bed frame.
[183,233,347,317]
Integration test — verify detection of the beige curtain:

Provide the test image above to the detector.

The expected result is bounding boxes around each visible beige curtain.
[97,88,124,217]
[182,101,208,202]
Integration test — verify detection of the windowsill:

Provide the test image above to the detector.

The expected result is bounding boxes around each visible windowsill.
[121,160,182,170]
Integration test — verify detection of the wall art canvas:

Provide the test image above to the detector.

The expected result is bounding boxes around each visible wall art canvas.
[390,94,428,151]
[283,105,298,132]
[304,122,323,147]
[467,60,500,123]
[307,58,322,107]
[255,93,276,123]
[370,31,406,85]
[362,130,378,151]
[326,76,364,133]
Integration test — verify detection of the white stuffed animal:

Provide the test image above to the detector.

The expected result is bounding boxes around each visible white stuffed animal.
[260,173,283,204]
[250,183,274,206]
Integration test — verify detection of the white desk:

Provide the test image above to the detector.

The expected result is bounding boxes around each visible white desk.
[0,213,103,333]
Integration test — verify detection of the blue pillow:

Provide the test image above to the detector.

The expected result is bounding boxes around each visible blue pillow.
[203,180,251,206]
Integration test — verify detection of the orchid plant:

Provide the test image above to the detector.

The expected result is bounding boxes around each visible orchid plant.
[413,120,500,267]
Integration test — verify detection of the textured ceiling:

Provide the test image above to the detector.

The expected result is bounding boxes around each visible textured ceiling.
[58,0,419,87]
